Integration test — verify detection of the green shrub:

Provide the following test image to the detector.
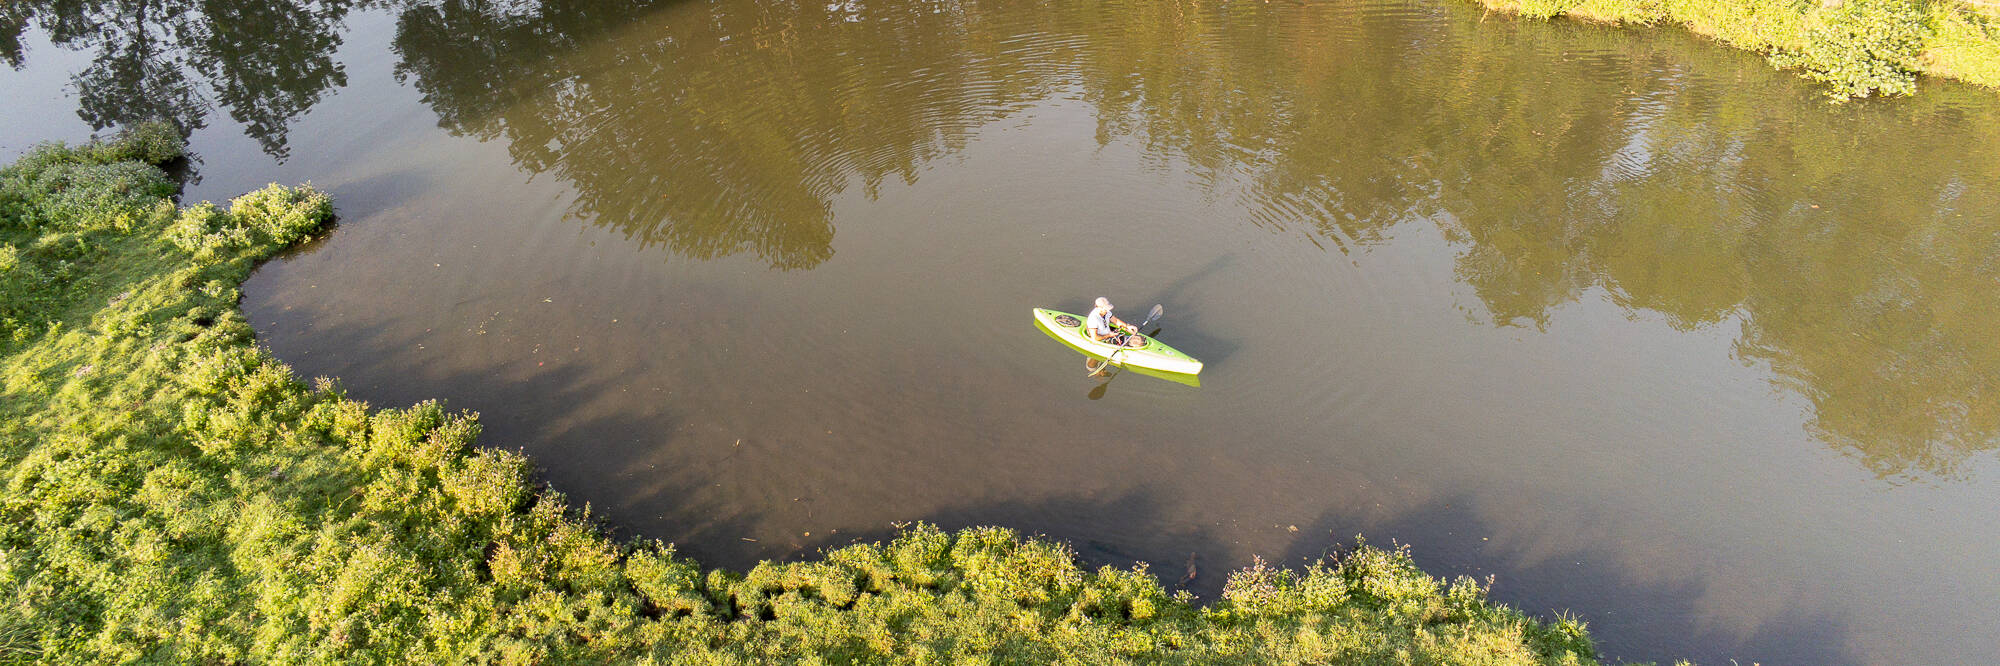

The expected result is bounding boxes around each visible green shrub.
[0,158,176,233]
[440,449,531,518]
[85,120,186,166]
[1768,0,1932,98]
[164,202,242,259]
[227,182,333,247]
[167,184,332,261]
[0,123,182,235]
[625,544,712,616]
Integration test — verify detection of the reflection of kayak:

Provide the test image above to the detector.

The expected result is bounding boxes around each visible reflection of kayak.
[1032,308,1204,376]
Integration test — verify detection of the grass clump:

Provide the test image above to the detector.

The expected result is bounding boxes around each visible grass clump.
[1925,0,2000,87]
[0,128,1610,663]
[1473,0,2000,98]
[0,121,185,345]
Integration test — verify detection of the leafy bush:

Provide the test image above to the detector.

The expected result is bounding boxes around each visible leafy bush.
[85,120,186,166]
[1768,0,1932,98]
[0,121,181,234]
[168,184,332,261]
[226,182,333,247]
[0,158,176,233]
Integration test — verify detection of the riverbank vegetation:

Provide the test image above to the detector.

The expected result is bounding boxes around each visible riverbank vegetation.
[1472,0,2000,97]
[0,126,1609,662]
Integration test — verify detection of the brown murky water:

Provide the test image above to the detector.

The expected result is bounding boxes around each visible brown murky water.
[7,0,2000,662]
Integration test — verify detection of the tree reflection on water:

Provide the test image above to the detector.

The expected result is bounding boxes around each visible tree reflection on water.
[389,0,2000,477]
[6,0,362,159]
[391,0,1061,270]
[9,0,1998,475]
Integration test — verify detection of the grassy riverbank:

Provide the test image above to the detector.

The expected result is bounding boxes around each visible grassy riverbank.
[0,126,1605,663]
[1472,0,2000,97]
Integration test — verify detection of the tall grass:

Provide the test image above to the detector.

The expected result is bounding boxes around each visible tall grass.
[0,125,1610,663]
[1472,0,2000,97]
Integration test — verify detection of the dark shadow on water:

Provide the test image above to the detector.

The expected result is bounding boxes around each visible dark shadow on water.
[244,309,765,557]
[1136,254,1241,369]
[1149,311,1237,370]
[1142,253,1233,312]
[253,170,431,260]
[326,168,434,217]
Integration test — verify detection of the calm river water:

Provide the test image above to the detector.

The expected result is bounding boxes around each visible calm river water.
[7,0,2000,662]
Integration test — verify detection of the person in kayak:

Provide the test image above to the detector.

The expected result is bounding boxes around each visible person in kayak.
[1086,297,1141,348]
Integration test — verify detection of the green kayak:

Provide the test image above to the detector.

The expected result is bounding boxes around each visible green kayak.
[1032,308,1204,376]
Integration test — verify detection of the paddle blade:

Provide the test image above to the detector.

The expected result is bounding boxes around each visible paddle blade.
[1138,304,1164,328]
